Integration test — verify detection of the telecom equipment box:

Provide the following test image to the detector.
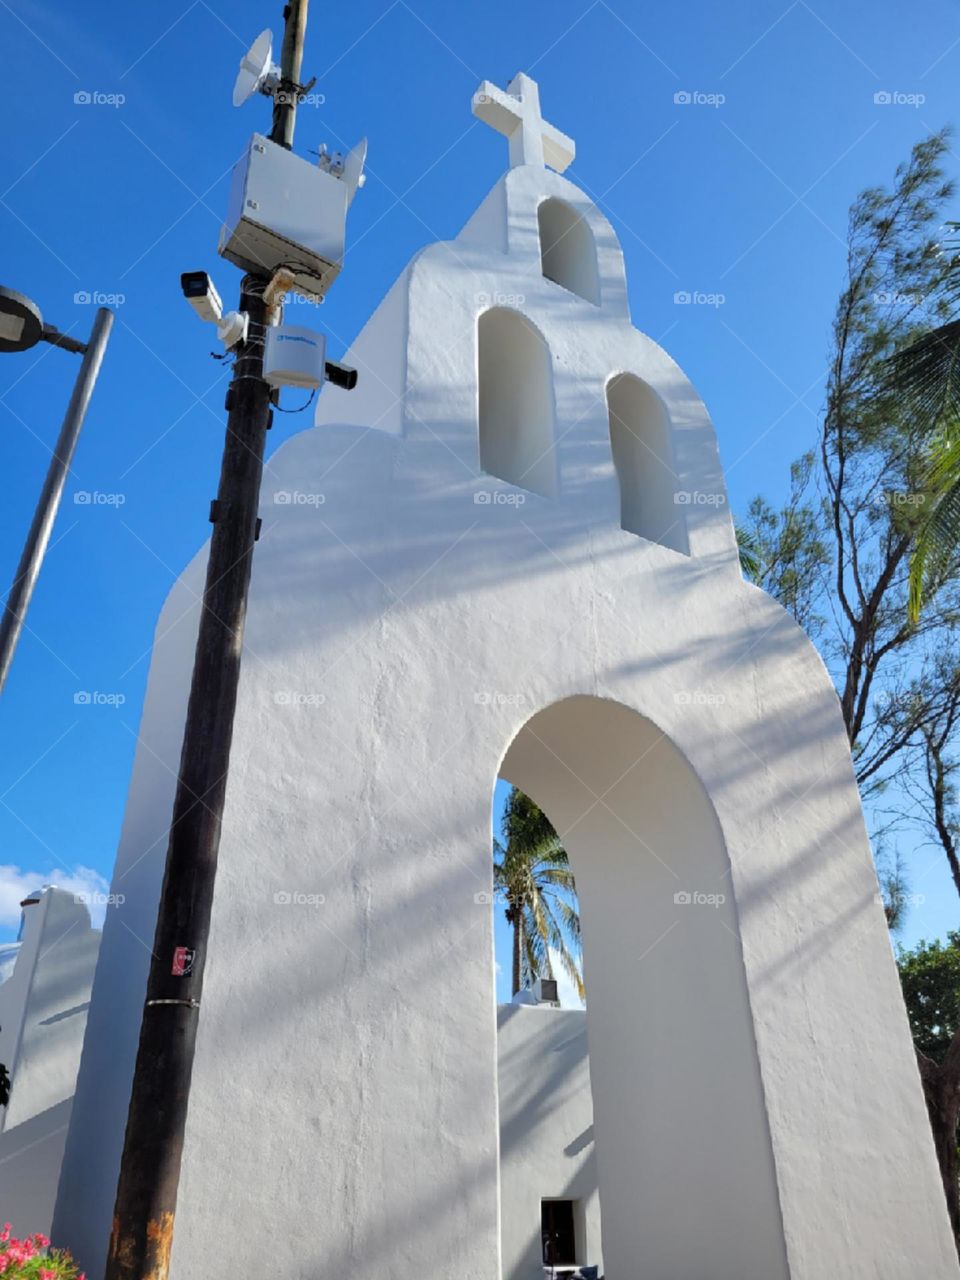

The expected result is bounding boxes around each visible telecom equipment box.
[219,134,347,300]
[262,324,327,390]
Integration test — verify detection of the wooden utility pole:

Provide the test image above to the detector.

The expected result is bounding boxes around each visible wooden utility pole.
[104,5,308,1277]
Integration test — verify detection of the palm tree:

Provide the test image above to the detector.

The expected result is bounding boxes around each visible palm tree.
[735,521,763,583]
[885,223,960,620]
[493,787,583,1000]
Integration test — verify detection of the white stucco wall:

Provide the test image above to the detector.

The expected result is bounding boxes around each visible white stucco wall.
[498,1005,602,1280]
[54,160,958,1280]
[0,888,100,1238]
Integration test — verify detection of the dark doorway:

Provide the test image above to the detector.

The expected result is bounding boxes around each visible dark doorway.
[541,1199,577,1266]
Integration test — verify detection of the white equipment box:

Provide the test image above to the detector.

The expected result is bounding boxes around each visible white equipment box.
[262,324,327,389]
[219,134,347,299]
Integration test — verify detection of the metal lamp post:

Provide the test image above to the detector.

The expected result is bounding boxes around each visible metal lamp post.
[0,287,113,694]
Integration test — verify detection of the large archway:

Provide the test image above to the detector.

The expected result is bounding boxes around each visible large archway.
[498,696,789,1279]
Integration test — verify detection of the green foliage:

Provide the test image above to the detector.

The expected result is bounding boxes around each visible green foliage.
[734,521,763,583]
[0,1223,86,1277]
[494,787,583,999]
[501,788,557,851]
[836,140,960,624]
[897,932,960,1063]
[877,850,911,931]
[738,453,829,630]
[881,219,960,619]
[740,130,960,929]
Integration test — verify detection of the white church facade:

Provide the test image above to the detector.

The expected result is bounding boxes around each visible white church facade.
[0,890,597,1275]
[34,73,960,1278]
[0,888,100,1239]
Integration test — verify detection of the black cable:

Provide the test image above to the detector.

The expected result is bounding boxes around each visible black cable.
[272,388,317,414]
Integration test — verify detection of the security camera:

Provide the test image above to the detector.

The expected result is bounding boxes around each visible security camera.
[325,359,358,391]
[217,310,249,350]
[180,271,223,324]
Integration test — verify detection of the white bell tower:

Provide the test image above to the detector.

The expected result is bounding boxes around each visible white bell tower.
[55,73,959,1280]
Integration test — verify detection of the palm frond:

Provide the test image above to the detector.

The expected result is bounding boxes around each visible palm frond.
[735,521,764,582]
[909,469,960,619]
[554,898,582,948]
[533,864,577,888]
[554,938,586,1003]
[886,319,960,431]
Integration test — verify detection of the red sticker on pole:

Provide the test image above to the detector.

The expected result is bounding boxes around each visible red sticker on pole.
[171,946,196,977]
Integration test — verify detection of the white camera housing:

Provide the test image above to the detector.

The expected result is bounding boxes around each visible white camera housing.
[216,310,249,349]
[180,272,223,324]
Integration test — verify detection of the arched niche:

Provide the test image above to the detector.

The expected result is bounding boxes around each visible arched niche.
[499,696,789,1280]
[538,198,600,305]
[606,373,689,553]
[477,307,558,498]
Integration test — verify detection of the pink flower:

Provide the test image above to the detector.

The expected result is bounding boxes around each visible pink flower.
[40,1270,56,1280]
[0,1225,9,1243]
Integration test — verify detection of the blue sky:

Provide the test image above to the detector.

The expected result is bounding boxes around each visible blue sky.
[1,0,959,977]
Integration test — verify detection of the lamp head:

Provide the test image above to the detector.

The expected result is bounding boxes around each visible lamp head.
[0,287,44,353]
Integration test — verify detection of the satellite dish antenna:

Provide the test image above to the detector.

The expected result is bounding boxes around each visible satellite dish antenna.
[233,29,281,108]
[341,138,368,207]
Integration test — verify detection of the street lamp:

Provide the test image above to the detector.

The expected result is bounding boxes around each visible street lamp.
[0,287,113,694]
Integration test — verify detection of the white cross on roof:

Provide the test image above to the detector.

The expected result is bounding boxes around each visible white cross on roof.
[472,72,575,173]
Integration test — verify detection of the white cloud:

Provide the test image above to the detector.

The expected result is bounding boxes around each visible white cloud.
[548,947,585,1009]
[0,864,110,931]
